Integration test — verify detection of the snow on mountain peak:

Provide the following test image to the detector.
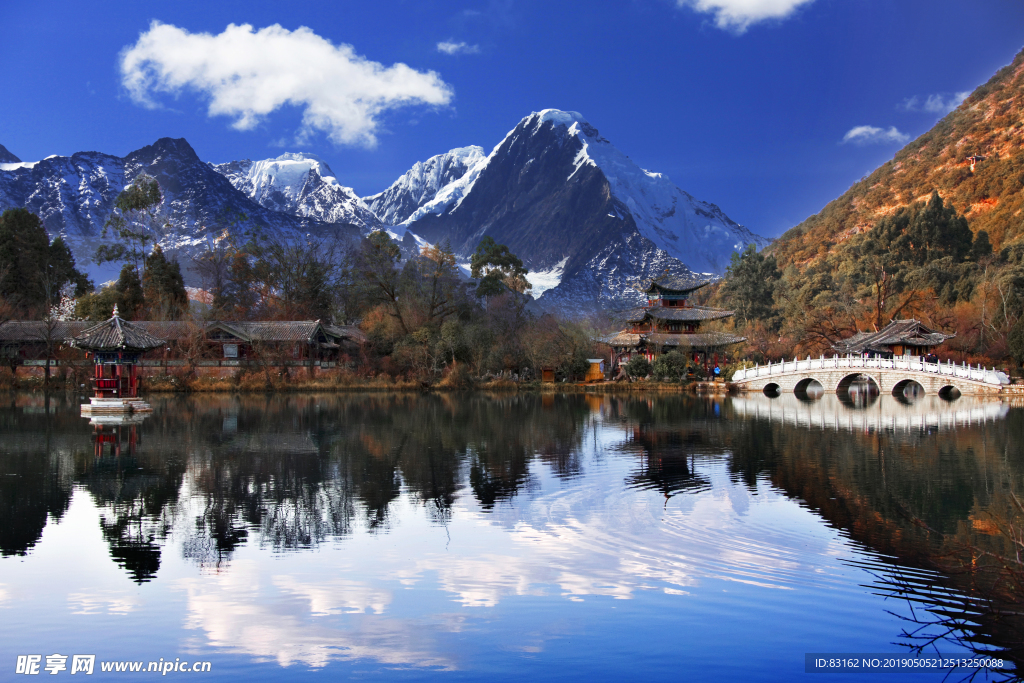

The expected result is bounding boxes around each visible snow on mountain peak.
[531,109,589,129]
[364,146,487,225]
[212,153,379,228]
[526,109,767,274]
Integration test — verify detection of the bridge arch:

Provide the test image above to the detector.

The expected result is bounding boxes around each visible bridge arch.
[793,377,825,400]
[891,378,925,398]
[938,385,962,401]
[763,382,780,397]
[836,372,879,395]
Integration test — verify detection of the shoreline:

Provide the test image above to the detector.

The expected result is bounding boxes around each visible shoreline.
[0,373,725,395]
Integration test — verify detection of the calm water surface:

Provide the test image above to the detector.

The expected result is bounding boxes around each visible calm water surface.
[1,391,1022,681]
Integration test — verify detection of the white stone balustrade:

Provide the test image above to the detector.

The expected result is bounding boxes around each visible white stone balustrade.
[730,354,1011,395]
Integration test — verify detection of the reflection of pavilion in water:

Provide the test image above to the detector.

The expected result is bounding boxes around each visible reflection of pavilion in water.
[730,393,1009,433]
[620,424,715,498]
[90,413,148,460]
[82,412,171,583]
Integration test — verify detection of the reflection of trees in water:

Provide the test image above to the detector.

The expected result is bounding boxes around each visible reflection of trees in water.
[0,394,82,556]
[0,392,591,577]
[720,400,1024,674]
[855,557,1020,682]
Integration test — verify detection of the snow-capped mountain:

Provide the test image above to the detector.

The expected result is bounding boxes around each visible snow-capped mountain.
[398,110,768,306]
[0,138,362,283]
[0,144,20,164]
[212,153,380,229]
[364,146,486,225]
[1,111,764,307]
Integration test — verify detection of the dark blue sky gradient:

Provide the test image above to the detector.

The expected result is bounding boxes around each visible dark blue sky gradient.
[2,0,1023,237]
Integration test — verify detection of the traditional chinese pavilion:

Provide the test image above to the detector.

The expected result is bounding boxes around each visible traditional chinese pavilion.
[832,319,955,358]
[607,276,744,369]
[74,306,166,416]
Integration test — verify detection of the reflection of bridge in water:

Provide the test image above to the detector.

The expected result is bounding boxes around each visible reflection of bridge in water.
[731,355,1011,396]
[730,394,1009,432]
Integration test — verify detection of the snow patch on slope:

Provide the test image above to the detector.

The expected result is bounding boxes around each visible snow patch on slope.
[526,257,568,296]
[0,161,39,171]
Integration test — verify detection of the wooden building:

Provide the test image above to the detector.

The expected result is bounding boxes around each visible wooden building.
[607,276,744,369]
[0,319,366,367]
[832,319,954,359]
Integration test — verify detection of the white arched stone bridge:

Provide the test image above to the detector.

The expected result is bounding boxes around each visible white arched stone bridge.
[730,355,1011,396]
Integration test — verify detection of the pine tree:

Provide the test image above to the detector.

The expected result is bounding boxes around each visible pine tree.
[143,245,188,319]
[0,208,90,316]
[720,244,781,328]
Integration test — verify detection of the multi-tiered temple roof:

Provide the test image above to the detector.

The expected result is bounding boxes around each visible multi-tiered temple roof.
[608,276,744,358]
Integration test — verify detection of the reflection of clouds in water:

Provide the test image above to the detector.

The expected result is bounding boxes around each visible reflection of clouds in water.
[0,584,8,606]
[176,561,452,669]
[167,460,850,670]
[274,576,391,615]
[67,591,140,614]
[727,482,751,517]
[396,470,833,610]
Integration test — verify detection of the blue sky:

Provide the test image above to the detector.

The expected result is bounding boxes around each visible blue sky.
[2,0,1023,238]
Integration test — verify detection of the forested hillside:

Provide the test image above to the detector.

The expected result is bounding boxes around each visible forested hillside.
[775,48,1024,266]
[710,48,1024,368]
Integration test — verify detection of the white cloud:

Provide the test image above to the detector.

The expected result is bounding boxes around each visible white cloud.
[841,125,911,146]
[924,91,971,114]
[676,0,816,33]
[899,91,971,115]
[436,41,480,55]
[120,22,454,148]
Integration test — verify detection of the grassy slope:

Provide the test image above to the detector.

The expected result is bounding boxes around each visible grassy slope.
[773,48,1024,268]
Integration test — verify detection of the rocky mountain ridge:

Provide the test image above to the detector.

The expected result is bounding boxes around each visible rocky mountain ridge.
[1,110,764,305]
[363,146,486,225]
[0,138,362,283]
[0,144,20,165]
[375,110,767,307]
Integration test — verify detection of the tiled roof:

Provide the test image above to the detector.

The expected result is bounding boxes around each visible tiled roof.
[0,321,90,342]
[833,319,953,354]
[642,275,713,294]
[624,306,735,323]
[74,316,166,352]
[323,324,368,344]
[0,319,370,345]
[237,321,322,342]
[605,332,642,347]
[645,332,745,348]
[607,331,744,348]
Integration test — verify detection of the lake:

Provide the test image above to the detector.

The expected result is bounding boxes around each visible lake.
[1,391,1021,681]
